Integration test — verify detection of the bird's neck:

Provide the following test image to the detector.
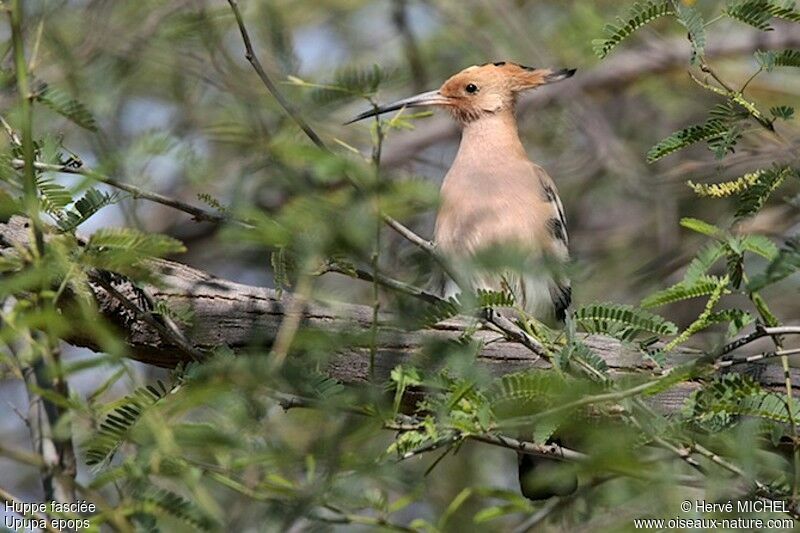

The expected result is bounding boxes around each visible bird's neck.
[453,110,528,168]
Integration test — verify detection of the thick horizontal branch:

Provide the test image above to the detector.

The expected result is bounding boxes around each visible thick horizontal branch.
[2,216,799,414]
[380,25,800,168]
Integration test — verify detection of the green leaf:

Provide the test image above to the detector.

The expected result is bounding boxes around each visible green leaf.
[555,339,608,373]
[85,227,186,274]
[680,217,723,238]
[739,234,778,260]
[35,85,98,132]
[705,308,754,336]
[574,302,678,340]
[686,374,800,429]
[708,125,742,159]
[770,105,795,120]
[756,49,800,71]
[663,276,729,351]
[684,374,761,430]
[735,166,792,219]
[674,2,706,63]
[487,371,572,422]
[57,188,120,232]
[305,65,389,105]
[592,1,674,58]
[37,177,73,215]
[84,380,174,467]
[136,487,217,530]
[685,242,725,283]
[748,235,800,291]
[474,504,527,523]
[476,289,515,308]
[647,120,729,162]
[421,296,460,326]
[641,275,727,308]
[726,0,800,30]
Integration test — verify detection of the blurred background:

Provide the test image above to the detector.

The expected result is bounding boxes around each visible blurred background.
[1,0,799,530]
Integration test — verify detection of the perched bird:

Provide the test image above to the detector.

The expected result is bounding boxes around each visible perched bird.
[349,62,577,499]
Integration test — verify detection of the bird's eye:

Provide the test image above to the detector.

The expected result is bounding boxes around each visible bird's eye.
[465,83,478,94]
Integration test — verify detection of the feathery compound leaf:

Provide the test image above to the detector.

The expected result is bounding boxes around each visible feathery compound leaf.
[486,371,578,429]
[726,0,776,29]
[136,488,216,530]
[35,85,98,132]
[555,339,607,373]
[685,242,725,283]
[684,374,763,430]
[726,0,800,31]
[421,296,460,326]
[306,65,388,105]
[755,49,800,71]
[673,1,706,63]
[663,276,729,351]
[739,234,778,260]
[37,176,73,215]
[476,289,516,308]
[57,188,120,232]
[84,380,174,467]
[574,302,678,341]
[680,217,723,238]
[707,100,750,122]
[647,120,729,162]
[487,371,567,407]
[705,308,754,335]
[688,170,765,198]
[687,374,799,428]
[86,227,186,270]
[641,275,727,308]
[770,105,795,120]
[748,235,800,291]
[592,1,674,58]
[735,166,792,219]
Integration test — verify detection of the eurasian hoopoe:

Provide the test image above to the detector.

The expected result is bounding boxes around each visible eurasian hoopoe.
[350,62,577,499]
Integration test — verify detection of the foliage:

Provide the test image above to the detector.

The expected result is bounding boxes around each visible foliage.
[592,1,674,59]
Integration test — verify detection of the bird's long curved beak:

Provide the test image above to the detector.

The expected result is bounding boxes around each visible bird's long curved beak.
[346,90,450,124]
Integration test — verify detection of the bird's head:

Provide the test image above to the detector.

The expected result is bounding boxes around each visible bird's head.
[348,62,575,124]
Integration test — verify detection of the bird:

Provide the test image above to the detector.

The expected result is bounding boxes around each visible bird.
[349,62,577,500]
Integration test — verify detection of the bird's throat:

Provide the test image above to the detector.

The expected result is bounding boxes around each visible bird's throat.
[454,110,528,168]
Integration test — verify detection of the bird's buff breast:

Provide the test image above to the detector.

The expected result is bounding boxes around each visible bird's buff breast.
[433,178,549,256]
[433,170,558,317]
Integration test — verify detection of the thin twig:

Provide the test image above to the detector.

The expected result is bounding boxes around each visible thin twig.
[324,262,444,305]
[399,433,460,461]
[470,433,588,462]
[9,0,43,255]
[9,158,233,225]
[716,347,800,369]
[91,274,204,361]
[269,273,313,364]
[0,113,22,146]
[225,0,325,149]
[708,324,800,363]
[224,0,444,289]
[511,497,561,533]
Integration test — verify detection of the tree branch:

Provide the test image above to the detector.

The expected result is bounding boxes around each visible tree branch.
[3,216,800,415]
